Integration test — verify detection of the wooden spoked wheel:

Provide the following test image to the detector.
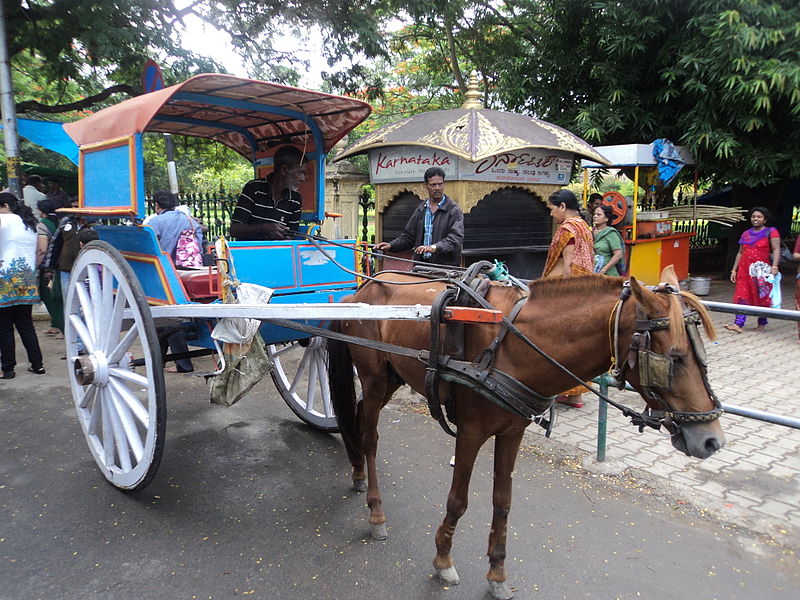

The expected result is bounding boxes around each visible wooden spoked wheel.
[65,241,166,492]
[601,191,628,226]
[267,337,340,432]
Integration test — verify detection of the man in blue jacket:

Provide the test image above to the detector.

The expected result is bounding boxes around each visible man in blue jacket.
[375,167,464,266]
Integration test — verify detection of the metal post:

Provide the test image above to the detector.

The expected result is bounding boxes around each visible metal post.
[164,134,179,197]
[0,2,22,197]
[596,373,608,462]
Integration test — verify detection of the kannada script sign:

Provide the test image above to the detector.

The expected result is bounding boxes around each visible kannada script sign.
[369,146,573,184]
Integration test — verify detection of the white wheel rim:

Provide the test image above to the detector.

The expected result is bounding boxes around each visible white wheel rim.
[268,338,338,430]
[66,245,163,489]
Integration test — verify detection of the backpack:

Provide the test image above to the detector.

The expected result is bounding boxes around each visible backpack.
[174,216,203,268]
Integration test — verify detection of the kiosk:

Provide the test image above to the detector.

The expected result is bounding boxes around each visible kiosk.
[335,73,610,278]
[582,144,696,284]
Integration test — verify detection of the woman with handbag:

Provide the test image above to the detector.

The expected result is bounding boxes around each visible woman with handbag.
[0,193,45,378]
[724,206,780,333]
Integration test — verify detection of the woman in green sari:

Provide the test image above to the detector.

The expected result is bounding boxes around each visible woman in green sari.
[592,205,625,276]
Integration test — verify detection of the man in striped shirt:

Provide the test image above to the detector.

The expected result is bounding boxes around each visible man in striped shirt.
[230,145,305,240]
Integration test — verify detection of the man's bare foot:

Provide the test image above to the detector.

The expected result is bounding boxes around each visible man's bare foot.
[723,323,743,333]
[754,325,766,332]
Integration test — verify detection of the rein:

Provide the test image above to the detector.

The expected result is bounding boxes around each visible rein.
[283,236,721,435]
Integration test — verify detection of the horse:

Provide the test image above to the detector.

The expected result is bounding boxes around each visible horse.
[327,265,724,599]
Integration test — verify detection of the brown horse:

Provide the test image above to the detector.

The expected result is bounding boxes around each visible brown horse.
[327,265,724,599]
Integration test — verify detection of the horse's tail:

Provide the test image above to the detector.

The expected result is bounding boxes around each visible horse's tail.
[328,322,362,467]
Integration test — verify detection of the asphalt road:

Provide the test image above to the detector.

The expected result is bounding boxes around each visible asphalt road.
[2,344,799,600]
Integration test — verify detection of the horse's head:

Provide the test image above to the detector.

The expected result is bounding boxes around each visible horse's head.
[622,266,725,459]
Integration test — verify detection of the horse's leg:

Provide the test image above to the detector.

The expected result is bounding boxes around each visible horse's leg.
[360,381,400,540]
[350,398,367,491]
[484,429,525,600]
[433,427,488,586]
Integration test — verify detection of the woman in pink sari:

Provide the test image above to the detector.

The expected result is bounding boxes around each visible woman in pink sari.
[724,206,780,333]
[542,189,594,407]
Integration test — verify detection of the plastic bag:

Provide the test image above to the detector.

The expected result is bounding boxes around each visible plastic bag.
[767,272,782,308]
[209,334,273,407]
[211,283,274,345]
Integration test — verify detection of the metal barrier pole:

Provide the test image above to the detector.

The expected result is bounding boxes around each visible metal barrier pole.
[596,374,608,462]
[702,301,800,322]
[721,403,800,429]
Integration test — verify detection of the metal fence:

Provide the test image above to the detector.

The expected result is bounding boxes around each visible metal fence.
[145,191,238,240]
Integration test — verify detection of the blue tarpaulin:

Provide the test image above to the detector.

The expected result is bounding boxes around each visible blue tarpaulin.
[0,118,79,165]
[652,138,684,185]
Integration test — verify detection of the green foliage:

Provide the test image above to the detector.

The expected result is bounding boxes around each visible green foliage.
[376,0,799,189]
[498,0,800,187]
[142,134,252,194]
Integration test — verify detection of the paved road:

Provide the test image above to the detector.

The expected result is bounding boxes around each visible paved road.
[532,273,800,546]
[1,312,799,599]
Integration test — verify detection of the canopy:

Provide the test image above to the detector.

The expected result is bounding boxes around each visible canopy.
[63,74,372,160]
[1,119,79,164]
[334,75,609,165]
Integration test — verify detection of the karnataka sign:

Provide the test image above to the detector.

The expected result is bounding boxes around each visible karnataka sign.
[369,146,573,185]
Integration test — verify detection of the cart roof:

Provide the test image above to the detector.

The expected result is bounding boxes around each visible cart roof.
[63,74,372,159]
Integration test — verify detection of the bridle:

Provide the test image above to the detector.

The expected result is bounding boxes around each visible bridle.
[608,282,723,434]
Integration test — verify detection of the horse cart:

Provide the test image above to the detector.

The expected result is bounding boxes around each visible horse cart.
[45,74,725,599]
[47,74,490,492]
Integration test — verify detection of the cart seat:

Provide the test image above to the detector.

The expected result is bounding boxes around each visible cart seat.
[176,268,219,302]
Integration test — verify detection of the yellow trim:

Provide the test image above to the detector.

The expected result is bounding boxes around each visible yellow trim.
[78,135,138,214]
[582,168,589,206]
[120,251,177,305]
[632,166,639,241]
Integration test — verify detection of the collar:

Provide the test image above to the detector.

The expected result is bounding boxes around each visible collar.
[426,195,448,211]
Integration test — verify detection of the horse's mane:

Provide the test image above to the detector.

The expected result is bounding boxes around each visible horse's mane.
[526,275,717,351]
[679,290,717,341]
[526,273,623,301]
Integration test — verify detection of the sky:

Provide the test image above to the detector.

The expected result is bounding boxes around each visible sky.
[179,11,328,88]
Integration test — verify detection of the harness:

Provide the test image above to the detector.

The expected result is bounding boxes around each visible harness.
[422,269,722,438]
[267,262,722,439]
[607,282,723,433]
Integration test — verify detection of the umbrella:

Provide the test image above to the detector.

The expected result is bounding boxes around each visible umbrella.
[334,74,610,166]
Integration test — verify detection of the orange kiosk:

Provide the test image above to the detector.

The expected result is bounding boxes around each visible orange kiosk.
[581,144,695,285]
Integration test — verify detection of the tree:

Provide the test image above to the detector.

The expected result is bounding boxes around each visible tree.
[352,1,799,192]
[6,0,398,114]
[495,0,800,191]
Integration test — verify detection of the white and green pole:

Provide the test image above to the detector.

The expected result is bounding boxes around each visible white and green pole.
[0,0,22,197]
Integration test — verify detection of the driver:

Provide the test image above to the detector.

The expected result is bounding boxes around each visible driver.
[229,145,305,240]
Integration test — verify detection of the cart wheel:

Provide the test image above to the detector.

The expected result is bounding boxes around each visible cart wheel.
[267,337,340,432]
[65,241,166,492]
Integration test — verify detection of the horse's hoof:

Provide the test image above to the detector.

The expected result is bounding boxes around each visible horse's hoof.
[435,565,460,586]
[488,580,513,599]
[353,478,367,493]
[370,521,388,540]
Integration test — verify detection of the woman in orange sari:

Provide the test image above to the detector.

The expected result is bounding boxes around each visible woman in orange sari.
[543,189,594,407]
[543,189,594,278]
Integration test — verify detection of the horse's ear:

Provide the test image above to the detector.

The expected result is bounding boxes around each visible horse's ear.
[660,265,680,288]
[629,276,660,314]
